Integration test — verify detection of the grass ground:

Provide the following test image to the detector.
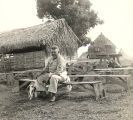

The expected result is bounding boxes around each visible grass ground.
[0,84,133,120]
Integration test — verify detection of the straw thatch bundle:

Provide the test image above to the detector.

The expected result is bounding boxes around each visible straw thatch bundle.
[0,19,79,56]
[88,33,116,59]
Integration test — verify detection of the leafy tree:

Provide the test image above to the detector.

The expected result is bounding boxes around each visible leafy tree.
[36,0,103,46]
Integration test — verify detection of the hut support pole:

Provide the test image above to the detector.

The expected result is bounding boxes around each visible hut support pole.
[100,58,102,65]
[116,56,121,64]
[113,56,115,61]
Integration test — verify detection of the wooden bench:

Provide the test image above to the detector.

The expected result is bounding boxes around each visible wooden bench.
[94,68,132,91]
[61,81,106,100]
[19,76,106,100]
[18,73,130,99]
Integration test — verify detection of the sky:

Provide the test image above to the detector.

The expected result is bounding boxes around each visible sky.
[89,0,133,57]
[0,0,133,57]
[0,0,42,32]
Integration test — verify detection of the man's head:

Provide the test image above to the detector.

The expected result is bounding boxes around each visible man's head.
[51,45,60,58]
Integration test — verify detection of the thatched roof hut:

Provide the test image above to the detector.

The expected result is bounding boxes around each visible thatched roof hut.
[0,19,79,72]
[0,19,79,56]
[88,33,116,59]
[93,33,115,48]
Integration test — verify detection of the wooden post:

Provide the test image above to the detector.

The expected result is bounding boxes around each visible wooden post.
[68,63,73,75]
[99,82,106,98]
[116,56,121,64]
[123,69,129,91]
[93,82,106,100]
[93,83,100,100]
[113,56,115,61]
[99,58,102,65]
[19,81,31,91]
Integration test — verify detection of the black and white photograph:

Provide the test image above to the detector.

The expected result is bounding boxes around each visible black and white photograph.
[0,0,133,120]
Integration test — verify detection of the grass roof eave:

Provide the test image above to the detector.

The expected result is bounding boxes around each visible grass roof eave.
[0,19,79,56]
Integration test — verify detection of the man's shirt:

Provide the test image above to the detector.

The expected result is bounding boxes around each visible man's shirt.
[45,54,66,74]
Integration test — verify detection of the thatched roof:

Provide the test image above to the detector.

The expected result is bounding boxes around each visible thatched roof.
[87,33,117,59]
[0,19,79,56]
[93,33,116,48]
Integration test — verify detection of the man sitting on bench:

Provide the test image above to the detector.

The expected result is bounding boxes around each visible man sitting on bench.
[36,45,68,102]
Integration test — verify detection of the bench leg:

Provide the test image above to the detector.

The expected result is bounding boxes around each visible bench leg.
[93,83,106,100]
[99,83,106,98]
[93,84,100,100]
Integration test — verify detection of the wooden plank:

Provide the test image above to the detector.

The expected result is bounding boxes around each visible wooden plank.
[20,79,36,82]
[19,79,105,100]
[97,71,118,73]
[12,69,42,74]
[19,81,30,90]
[67,60,90,63]
[93,83,99,100]
[0,69,42,75]
[19,79,101,85]
[94,67,133,71]
[62,81,101,85]
[69,74,130,77]
[19,79,36,91]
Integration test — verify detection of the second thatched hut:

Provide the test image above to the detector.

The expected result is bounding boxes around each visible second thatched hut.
[88,33,116,59]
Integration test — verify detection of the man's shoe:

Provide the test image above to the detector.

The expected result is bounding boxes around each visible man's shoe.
[49,96,56,102]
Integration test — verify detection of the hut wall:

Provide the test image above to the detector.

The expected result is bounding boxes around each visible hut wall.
[0,51,46,72]
[0,50,77,72]
[11,51,46,71]
[0,58,11,72]
[93,46,116,55]
[88,45,116,59]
